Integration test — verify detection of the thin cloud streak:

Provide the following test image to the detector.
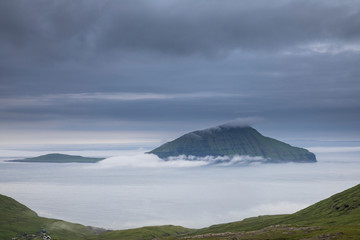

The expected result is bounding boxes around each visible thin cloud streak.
[0,92,242,108]
[64,92,242,101]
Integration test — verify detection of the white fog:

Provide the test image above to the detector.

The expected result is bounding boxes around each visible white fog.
[0,147,359,230]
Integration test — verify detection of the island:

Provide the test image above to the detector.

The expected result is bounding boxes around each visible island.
[149,124,316,163]
[8,153,105,163]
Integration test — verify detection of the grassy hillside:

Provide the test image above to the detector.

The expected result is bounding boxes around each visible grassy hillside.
[2,184,360,240]
[284,183,360,225]
[9,153,104,163]
[149,126,316,163]
[88,184,360,240]
[0,194,96,240]
[192,184,360,234]
[85,225,193,240]
[185,184,360,239]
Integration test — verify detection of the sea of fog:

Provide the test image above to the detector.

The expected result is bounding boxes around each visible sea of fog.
[0,147,360,230]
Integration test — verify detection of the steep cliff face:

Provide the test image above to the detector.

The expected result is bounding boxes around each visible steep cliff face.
[149,125,316,163]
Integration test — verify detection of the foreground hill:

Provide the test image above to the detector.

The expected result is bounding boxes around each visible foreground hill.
[0,194,97,240]
[188,184,360,239]
[88,184,360,240]
[9,153,105,163]
[2,184,359,240]
[149,124,316,163]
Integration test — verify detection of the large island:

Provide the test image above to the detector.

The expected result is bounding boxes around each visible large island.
[149,124,316,163]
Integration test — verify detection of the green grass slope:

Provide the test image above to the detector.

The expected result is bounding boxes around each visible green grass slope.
[284,183,360,226]
[89,185,360,240]
[85,225,193,240]
[9,153,104,163]
[192,215,288,235]
[150,125,316,163]
[187,184,360,239]
[0,194,96,240]
[2,184,360,240]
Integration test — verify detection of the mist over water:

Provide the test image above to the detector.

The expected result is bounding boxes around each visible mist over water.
[0,147,359,230]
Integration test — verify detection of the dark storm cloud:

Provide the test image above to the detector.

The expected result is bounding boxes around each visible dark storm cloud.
[0,0,359,60]
[99,0,360,55]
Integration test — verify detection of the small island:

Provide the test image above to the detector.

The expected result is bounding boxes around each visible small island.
[8,153,105,163]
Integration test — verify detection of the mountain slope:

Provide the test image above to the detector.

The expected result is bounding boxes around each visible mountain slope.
[0,194,96,240]
[284,183,360,225]
[191,184,360,236]
[9,153,104,163]
[149,125,316,163]
[90,184,360,240]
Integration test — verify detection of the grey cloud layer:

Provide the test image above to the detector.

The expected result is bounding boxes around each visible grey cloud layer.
[0,0,359,140]
[1,0,359,60]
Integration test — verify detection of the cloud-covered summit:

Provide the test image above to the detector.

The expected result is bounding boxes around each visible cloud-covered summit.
[218,117,262,129]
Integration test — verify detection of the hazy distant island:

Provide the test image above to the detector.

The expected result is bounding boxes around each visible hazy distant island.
[8,153,105,163]
[149,124,316,163]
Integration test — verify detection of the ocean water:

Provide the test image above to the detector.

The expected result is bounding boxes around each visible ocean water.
[0,148,359,230]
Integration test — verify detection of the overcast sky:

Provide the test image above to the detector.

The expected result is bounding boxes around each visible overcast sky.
[0,0,359,147]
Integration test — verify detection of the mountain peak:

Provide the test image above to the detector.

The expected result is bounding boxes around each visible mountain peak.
[219,122,252,129]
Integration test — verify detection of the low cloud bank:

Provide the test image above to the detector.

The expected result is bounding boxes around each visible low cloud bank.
[168,155,267,166]
[91,153,267,169]
[90,153,207,169]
